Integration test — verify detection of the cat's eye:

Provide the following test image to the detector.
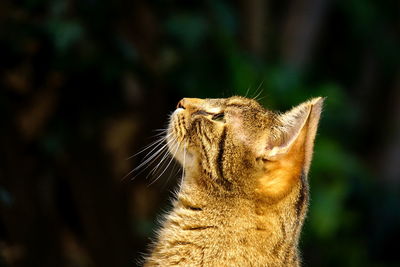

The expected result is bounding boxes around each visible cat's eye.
[211,113,225,122]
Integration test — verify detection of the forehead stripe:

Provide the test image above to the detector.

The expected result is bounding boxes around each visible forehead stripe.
[225,103,247,108]
[216,126,233,190]
[216,127,226,179]
[295,172,308,223]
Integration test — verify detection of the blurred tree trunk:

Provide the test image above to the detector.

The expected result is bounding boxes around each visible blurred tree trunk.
[352,50,400,184]
[281,0,330,69]
[379,72,400,183]
[0,127,63,267]
[119,1,161,73]
[237,0,267,57]
[61,143,134,267]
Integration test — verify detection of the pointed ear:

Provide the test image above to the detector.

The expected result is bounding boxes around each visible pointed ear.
[265,97,324,175]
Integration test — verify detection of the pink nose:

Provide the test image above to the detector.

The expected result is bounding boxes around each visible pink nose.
[176,99,185,109]
[176,98,204,110]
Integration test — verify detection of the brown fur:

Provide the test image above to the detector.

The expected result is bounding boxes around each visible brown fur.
[144,96,323,266]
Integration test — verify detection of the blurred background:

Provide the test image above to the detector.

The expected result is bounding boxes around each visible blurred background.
[0,0,399,266]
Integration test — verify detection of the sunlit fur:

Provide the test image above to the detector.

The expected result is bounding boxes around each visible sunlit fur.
[144,96,323,267]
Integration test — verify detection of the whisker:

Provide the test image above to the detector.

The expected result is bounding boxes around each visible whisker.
[163,157,179,188]
[152,128,168,132]
[138,135,173,161]
[167,143,186,188]
[134,138,174,172]
[124,142,170,181]
[145,147,172,180]
[121,138,172,182]
[244,87,251,98]
[133,144,168,171]
[148,140,181,186]
[256,95,266,102]
[151,131,171,139]
[181,143,187,182]
[252,80,264,100]
[149,141,177,176]
[126,131,172,161]
[126,137,165,160]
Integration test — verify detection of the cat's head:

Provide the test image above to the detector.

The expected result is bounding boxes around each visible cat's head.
[167,96,323,199]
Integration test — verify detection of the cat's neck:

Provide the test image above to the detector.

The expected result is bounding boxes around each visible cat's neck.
[147,171,307,266]
[164,172,307,265]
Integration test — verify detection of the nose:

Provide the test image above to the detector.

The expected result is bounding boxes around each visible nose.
[176,99,185,109]
[176,98,204,110]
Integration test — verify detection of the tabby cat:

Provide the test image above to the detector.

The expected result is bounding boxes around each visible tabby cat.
[144,96,323,267]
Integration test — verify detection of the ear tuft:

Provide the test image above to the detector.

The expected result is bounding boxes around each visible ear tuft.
[302,97,324,174]
[265,97,324,175]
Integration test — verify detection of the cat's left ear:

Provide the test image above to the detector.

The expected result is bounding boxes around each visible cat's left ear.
[264,97,324,175]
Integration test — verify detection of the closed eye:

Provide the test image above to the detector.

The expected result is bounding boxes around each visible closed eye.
[212,113,225,122]
[193,110,213,116]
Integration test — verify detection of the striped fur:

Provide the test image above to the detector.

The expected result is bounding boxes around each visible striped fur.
[144,96,323,266]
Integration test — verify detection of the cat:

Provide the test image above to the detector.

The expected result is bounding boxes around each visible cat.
[144,96,323,267]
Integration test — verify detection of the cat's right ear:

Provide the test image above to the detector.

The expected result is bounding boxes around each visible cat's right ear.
[263,97,324,176]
